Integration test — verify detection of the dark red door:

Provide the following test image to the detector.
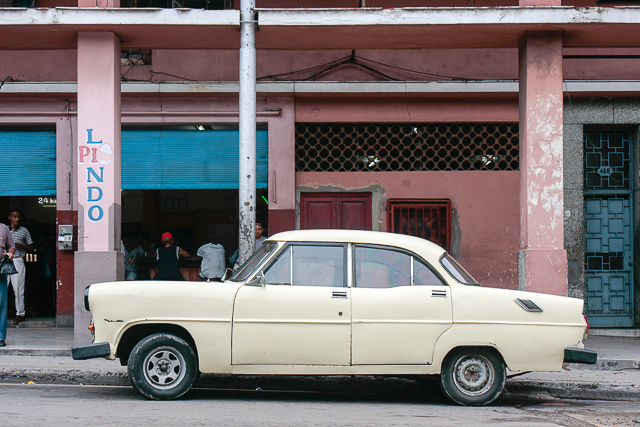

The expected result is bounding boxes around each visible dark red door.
[301,193,372,230]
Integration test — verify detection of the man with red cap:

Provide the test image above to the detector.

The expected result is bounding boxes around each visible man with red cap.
[153,232,190,281]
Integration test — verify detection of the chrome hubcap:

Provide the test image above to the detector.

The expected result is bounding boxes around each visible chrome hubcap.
[453,354,494,396]
[143,346,186,390]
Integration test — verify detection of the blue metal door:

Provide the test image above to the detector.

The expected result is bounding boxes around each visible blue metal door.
[584,131,634,327]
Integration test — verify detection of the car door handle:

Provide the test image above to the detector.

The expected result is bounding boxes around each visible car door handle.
[332,291,348,298]
[431,289,447,298]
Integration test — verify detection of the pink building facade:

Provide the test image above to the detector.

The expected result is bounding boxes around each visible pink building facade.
[0,1,639,339]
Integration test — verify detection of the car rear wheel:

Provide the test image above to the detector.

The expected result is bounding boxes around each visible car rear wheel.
[440,347,505,406]
[127,333,198,400]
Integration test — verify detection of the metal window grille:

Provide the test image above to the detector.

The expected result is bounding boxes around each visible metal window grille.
[584,131,632,193]
[295,123,519,172]
[389,200,451,251]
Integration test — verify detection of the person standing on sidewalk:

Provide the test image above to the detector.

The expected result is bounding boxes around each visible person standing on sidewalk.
[7,210,33,325]
[0,222,16,346]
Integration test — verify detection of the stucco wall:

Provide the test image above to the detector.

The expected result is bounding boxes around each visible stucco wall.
[4,47,640,83]
[296,171,520,290]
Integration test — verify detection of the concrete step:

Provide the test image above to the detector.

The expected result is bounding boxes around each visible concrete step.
[7,317,56,328]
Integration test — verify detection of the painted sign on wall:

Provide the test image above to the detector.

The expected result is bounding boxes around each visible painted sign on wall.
[77,126,118,252]
[79,129,113,222]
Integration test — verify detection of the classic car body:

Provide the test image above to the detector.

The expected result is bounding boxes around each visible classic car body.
[73,229,596,405]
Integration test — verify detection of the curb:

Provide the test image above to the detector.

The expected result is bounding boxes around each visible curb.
[565,358,640,371]
[10,320,57,328]
[0,349,72,357]
[506,379,640,401]
[0,369,129,387]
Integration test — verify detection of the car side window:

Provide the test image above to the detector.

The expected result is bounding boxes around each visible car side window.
[264,244,345,287]
[264,246,292,284]
[414,259,444,286]
[355,246,411,288]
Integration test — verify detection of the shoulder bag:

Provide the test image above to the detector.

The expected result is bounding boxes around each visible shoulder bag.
[0,256,18,275]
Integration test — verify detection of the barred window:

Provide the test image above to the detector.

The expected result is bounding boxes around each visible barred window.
[295,123,519,172]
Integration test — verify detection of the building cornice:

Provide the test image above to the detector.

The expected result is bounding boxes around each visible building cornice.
[1,7,640,49]
[1,80,639,96]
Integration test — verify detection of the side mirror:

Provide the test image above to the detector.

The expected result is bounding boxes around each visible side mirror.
[246,271,266,287]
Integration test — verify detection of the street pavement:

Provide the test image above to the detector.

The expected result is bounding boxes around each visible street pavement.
[0,325,639,402]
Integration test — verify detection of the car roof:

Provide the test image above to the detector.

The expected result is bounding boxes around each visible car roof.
[267,229,447,260]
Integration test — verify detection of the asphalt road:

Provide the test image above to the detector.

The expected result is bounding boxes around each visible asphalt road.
[2,383,640,427]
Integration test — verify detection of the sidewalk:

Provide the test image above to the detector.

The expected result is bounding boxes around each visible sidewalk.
[0,326,639,401]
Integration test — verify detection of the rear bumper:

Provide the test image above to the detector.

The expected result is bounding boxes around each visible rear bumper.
[564,347,598,364]
[72,342,111,360]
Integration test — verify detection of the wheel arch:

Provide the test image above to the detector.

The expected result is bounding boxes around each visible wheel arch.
[433,344,506,373]
[443,345,505,364]
[116,323,198,366]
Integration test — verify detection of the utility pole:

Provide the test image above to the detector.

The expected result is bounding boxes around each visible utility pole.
[238,0,257,265]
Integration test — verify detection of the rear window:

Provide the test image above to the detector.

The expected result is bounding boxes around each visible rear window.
[440,253,478,285]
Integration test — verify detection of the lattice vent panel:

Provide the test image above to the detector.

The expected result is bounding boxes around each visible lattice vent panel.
[295,123,519,172]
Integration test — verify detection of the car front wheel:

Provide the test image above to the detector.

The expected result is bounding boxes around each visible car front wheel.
[440,347,505,406]
[127,333,198,400]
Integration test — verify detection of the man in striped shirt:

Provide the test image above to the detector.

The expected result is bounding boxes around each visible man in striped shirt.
[7,210,33,325]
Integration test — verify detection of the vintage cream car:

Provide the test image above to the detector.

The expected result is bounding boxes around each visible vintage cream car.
[72,229,596,406]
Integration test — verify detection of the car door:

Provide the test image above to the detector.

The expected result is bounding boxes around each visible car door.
[232,243,351,365]
[350,245,453,365]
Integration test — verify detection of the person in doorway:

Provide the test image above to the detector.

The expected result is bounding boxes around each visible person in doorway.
[229,223,268,269]
[121,236,143,281]
[197,239,226,282]
[135,237,156,280]
[255,222,267,250]
[7,210,33,325]
[0,223,15,346]
[153,232,189,281]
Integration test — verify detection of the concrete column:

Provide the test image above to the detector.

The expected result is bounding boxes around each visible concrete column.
[238,0,257,265]
[518,31,567,296]
[267,98,296,235]
[55,116,76,327]
[74,32,124,345]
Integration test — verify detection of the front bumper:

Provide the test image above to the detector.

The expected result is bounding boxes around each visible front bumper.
[564,347,598,364]
[72,342,111,360]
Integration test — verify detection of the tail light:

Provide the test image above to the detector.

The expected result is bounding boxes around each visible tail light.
[583,314,590,341]
[88,320,95,342]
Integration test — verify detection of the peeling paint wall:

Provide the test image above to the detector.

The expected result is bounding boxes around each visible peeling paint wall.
[517,31,567,296]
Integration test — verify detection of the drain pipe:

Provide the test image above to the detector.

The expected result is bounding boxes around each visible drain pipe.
[238,0,257,266]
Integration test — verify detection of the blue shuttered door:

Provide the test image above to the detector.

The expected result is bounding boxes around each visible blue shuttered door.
[121,130,268,189]
[584,198,634,327]
[583,131,634,328]
[0,131,57,196]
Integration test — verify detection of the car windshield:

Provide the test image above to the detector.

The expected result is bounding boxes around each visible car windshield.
[440,253,478,285]
[229,242,277,282]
